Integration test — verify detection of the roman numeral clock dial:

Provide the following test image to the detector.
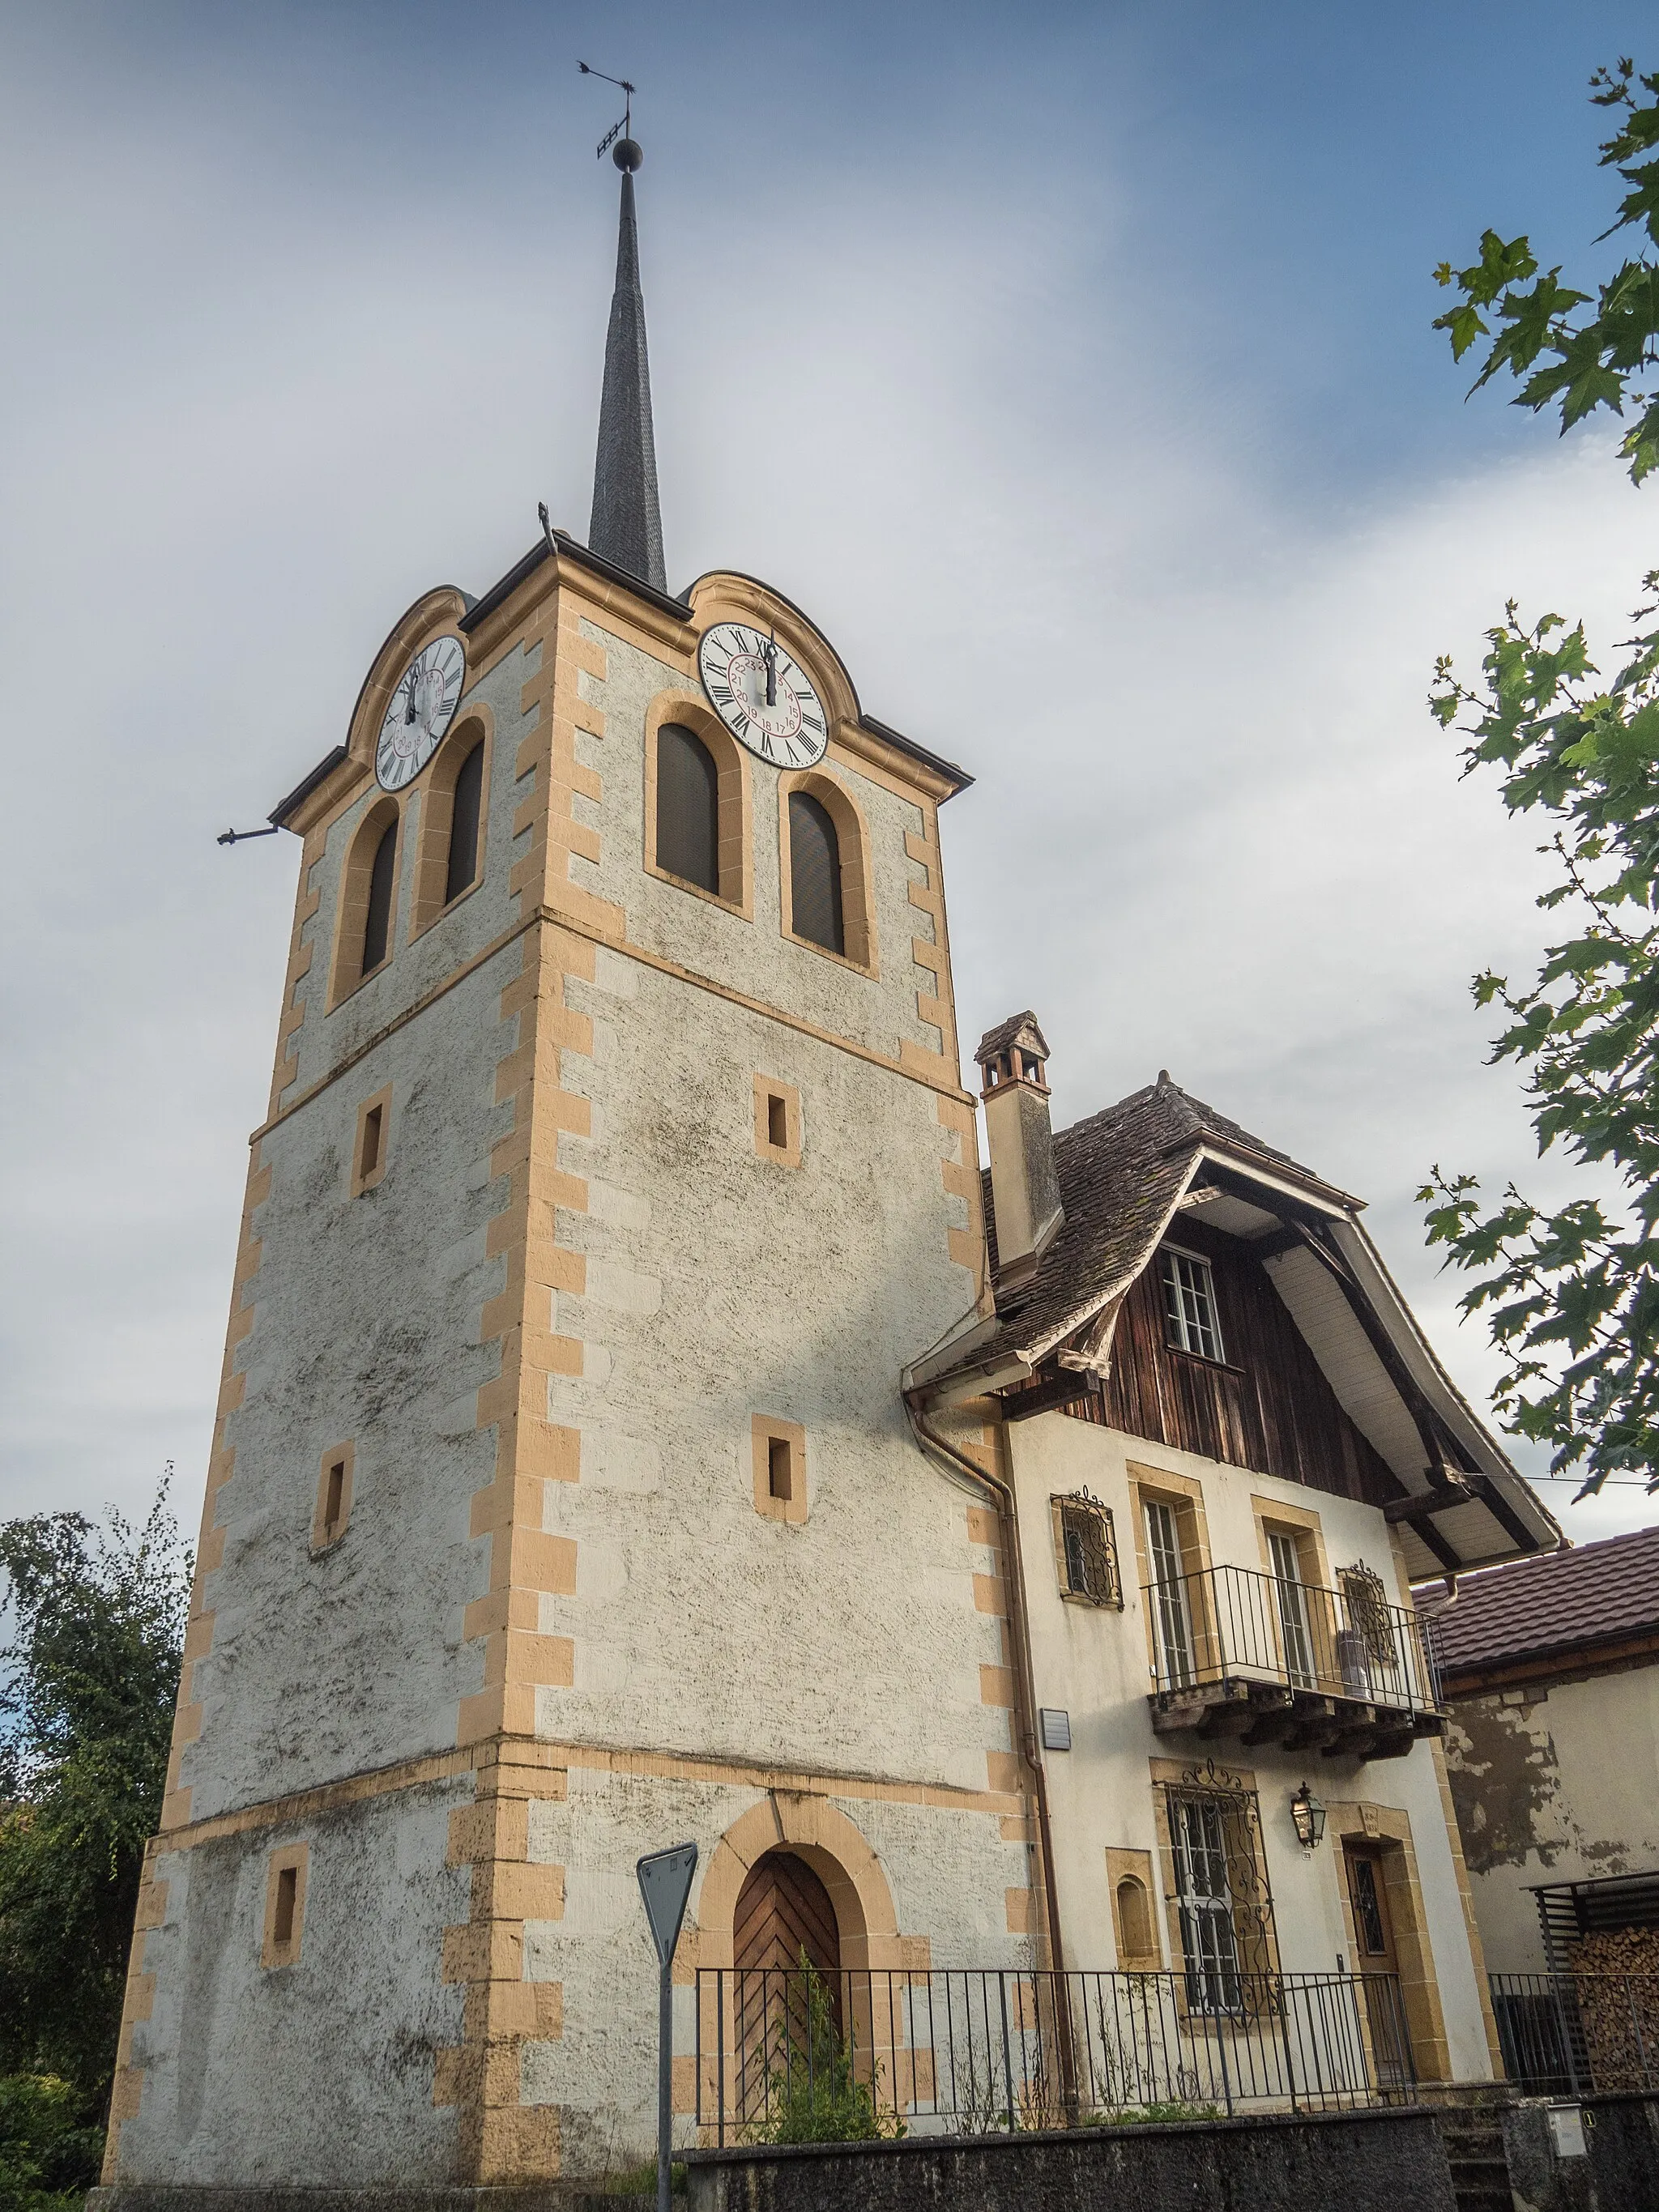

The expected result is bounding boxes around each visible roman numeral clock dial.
[697,624,829,769]
[375,635,467,792]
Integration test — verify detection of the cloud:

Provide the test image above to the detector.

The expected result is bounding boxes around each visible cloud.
[1,12,1653,1559]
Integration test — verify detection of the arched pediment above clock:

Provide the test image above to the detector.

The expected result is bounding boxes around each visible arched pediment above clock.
[684,572,859,738]
[343,586,476,773]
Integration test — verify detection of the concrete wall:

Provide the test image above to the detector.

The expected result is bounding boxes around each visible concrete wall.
[1500,2093,1659,2212]
[683,2108,1456,2212]
[1001,1413,1496,2082]
[1444,1666,1659,1971]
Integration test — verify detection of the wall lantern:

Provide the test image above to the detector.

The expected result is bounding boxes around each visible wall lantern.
[1290,1784,1327,1851]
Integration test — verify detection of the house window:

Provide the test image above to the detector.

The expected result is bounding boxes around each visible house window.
[656,722,720,893]
[1052,1491,1121,1607]
[1159,1771,1277,2014]
[1144,1496,1196,1689]
[1161,1248,1223,1362]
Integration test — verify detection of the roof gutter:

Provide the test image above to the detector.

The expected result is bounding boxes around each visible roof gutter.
[903,1391,1079,2118]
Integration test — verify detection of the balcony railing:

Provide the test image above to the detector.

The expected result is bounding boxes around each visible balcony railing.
[694,1966,1416,2143]
[1491,1971,1659,2095]
[1143,1564,1441,1728]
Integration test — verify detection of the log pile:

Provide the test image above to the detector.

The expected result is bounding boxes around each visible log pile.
[1567,1929,1659,2091]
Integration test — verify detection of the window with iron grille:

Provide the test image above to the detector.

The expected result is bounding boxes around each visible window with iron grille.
[1052,1491,1121,1608]
[1161,1247,1225,1362]
[1158,1763,1278,2015]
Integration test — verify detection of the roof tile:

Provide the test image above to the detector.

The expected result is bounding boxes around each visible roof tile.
[1419,1524,1659,1675]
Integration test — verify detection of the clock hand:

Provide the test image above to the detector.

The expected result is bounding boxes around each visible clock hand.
[764,636,777,708]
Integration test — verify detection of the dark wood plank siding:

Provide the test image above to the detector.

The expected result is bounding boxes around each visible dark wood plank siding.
[1064,1217,1403,1506]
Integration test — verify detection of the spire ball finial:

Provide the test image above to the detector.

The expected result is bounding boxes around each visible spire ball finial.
[612,137,642,172]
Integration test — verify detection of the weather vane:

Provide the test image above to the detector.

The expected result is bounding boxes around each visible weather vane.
[578,62,636,160]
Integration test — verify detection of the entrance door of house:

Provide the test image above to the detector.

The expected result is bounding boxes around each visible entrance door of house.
[1344,1843,1412,2088]
[731,1851,843,2120]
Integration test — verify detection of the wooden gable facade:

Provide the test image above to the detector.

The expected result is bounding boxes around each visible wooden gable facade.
[1064,1214,1405,1507]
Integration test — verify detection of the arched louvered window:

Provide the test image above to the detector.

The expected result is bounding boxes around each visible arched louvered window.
[655,722,719,893]
[444,739,484,905]
[788,790,844,955]
[361,819,398,975]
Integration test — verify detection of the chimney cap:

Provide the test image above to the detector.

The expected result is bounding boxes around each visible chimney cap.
[975,1011,1050,1069]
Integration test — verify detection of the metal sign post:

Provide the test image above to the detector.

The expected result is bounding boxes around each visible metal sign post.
[637,1842,697,2212]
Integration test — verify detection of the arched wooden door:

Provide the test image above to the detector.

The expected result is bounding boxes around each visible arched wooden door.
[731,1851,843,2118]
[735,1851,842,1980]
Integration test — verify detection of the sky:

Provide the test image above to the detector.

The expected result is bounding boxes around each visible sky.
[2,0,1657,1562]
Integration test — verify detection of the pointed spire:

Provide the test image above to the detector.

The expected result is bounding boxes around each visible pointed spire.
[588,139,667,593]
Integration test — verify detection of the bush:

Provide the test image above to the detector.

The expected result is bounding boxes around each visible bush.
[0,2073,104,2211]
[753,1963,902,2146]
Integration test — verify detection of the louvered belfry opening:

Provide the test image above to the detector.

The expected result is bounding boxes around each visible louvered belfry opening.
[788,790,843,954]
[361,819,398,974]
[444,739,484,904]
[656,722,720,893]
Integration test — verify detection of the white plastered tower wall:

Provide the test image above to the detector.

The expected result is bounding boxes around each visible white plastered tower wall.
[100,549,1039,2195]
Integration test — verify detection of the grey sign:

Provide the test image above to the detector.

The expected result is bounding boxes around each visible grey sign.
[638,1842,697,1968]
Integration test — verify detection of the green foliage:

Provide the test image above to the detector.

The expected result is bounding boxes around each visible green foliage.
[595,2156,687,2197]
[753,1960,900,2146]
[0,2074,106,2211]
[0,1481,190,2103]
[1082,2099,1222,2128]
[1432,59,1659,482]
[1423,60,1659,1498]
[1424,582,1659,1494]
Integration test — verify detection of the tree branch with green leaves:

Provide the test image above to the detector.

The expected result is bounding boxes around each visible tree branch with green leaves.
[1433,58,1659,483]
[1425,60,1659,1498]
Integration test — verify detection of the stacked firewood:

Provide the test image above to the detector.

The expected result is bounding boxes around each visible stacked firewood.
[1567,1931,1659,2091]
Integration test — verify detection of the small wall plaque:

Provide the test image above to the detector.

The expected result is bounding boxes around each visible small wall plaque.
[1040,1708,1072,1752]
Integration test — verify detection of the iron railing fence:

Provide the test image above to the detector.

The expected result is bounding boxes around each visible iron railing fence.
[1144,1564,1439,1711]
[1491,1972,1659,2096]
[694,1967,1416,2142]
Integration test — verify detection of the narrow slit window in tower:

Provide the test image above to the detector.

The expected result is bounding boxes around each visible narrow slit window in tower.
[768,1436,792,1501]
[359,1104,383,1183]
[272,1865,297,1947]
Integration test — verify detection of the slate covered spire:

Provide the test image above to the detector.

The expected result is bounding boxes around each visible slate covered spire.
[587,138,667,594]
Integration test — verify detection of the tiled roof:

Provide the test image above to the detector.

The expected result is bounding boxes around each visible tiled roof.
[962,1073,1335,1380]
[1419,1524,1659,1677]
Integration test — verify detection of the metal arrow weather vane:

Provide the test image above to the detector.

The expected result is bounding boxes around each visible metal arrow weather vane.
[578,61,636,159]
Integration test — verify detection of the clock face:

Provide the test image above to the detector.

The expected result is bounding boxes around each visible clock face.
[376,635,467,792]
[697,624,829,769]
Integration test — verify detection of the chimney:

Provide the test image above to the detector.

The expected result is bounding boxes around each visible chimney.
[975,1012,1064,1291]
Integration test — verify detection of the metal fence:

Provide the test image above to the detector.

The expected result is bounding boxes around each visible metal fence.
[1145,1563,1439,1711]
[694,1967,1416,2142]
[1491,1972,1659,2095]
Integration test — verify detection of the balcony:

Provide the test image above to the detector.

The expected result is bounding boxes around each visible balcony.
[1144,1564,1444,1761]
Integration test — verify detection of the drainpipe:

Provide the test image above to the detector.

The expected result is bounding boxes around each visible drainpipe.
[905,1392,1079,2120]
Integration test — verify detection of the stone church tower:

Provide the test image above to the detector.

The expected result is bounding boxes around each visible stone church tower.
[100,140,1030,2197]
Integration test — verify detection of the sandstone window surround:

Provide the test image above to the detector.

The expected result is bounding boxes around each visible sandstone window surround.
[350,1085,392,1198]
[751,1413,808,1525]
[778,767,877,975]
[329,794,404,1007]
[643,692,753,916]
[410,710,493,936]
[261,1843,309,1969]
[753,1074,802,1169]
[311,1441,355,1554]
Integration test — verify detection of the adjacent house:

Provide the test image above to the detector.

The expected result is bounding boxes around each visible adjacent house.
[1425,1526,1659,2093]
